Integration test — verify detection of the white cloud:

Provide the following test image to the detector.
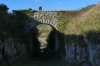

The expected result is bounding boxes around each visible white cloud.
[57,2,62,5]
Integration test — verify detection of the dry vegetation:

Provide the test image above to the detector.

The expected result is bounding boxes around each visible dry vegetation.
[61,2,100,45]
[64,3,100,35]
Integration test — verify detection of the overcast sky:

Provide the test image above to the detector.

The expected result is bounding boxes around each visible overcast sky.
[0,0,100,12]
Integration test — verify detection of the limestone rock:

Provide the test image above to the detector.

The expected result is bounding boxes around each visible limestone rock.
[5,38,15,57]
[0,40,3,60]
[84,35,100,66]
[82,63,90,66]
[76,46,87,63]
[65,34,100,66]
[16,42,26,56]
[65,42,75,63]
[65,42,87,63]
[0,37,26,62]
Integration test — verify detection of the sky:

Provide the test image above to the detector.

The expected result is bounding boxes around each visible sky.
[0,0,100,12]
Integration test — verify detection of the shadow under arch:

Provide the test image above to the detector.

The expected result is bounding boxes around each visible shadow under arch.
[30,23,59,60]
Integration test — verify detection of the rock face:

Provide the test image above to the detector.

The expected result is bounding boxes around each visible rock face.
[65,42,88,64]
[0,38,26,62]
[0,40,3,60]
[65,35,100,66]
[84,35,100,66]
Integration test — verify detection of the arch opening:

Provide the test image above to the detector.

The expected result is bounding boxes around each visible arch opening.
[30,24,58,60]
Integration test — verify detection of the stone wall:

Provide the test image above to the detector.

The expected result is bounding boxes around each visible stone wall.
[65,35,100,66]
[23,11,59,56]
[0,38,26,62]
[30,11,58,29]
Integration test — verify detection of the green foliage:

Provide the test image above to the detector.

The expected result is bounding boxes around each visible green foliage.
[0,13,16,40]
[13,10,37,42]
[0,5,37,42]
[15,11,28,28]
[57,11,68,32]
[0,4,12,40]
[17,10,37,18]
[0,10,8,31]
[56,11,68,54]
[57,18,68,32]
[15,10,37,27]
[57,11,65,17]
[0,3,9,11]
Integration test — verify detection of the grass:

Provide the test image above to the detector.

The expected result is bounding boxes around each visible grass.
[36,24,53,38]
[64,3,100,35]
[62,3,100,46]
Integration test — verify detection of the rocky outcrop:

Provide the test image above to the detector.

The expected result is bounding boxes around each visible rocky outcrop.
[84,35,100,66]
[65,42,88,64]
[65,35,100,66]
[0,37,26,62]
[0,40,3,60]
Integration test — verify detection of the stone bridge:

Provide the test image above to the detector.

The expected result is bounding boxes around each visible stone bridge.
[13,10,62,57]
[30,10,59,29]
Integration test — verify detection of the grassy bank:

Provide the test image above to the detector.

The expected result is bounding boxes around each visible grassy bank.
[56,3,100,46]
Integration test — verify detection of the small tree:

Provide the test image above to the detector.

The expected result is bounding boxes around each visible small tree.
[0,3,9,11]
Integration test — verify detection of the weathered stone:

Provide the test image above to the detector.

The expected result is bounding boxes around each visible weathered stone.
[65,42,88,63]
[84,35,100,66]
[65,42,76,63]
[82,63,90,66]
[65,34,100,66]
[30,11,58,29]
[64,33,100,66]
[0,38,26,62]
[0,40,2,60]
[76,46,87,63]
[5,38,15,57]
[16,42,26,55]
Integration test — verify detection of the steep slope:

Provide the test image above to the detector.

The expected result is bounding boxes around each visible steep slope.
[63,2,100,66]
[65,2,100,36]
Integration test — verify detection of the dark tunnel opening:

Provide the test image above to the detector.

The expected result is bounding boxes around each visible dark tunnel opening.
[31,24,57,60]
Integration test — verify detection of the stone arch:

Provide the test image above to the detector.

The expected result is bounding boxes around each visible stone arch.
[29,20,57,30]
[31,11,59,29]
[29,23,59,58]
[30,23,58,48]
[21,11,59,58]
